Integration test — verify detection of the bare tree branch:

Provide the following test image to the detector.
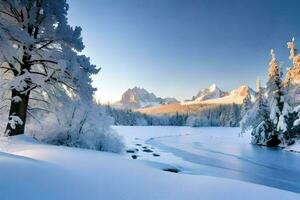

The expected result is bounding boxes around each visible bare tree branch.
[37,40,54,50]
[27,110,43,126]
[28,59,58,65]
[29,97,50,104]
[0,10,17,19]
[28,106,52,113]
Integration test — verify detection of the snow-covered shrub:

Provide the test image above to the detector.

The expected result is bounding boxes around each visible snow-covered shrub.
[27,102,125,153]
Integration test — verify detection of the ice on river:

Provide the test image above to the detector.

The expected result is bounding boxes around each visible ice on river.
[114,126,300,193]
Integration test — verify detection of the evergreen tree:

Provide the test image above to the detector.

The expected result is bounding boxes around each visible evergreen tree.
[286,37,300,106]
[275,38,300,145]
[291,105,300,138]
[282,107,299,142]
[251,82,276,146]
[241,92,253,118]
[266,49,284,143]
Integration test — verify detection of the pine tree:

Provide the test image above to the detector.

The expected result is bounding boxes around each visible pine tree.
[286,37,300,106]
[240,77,261,133]
[241,92,253,118]
[291,106,300,138]
[251,82,276,146]
[266,49,284,143]
[276,37,300,145]
[281,106,298,143]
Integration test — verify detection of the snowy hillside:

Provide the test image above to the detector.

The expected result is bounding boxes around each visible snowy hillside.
[183,85,255,105]
[0,134,300,200]
[113,87,178,109]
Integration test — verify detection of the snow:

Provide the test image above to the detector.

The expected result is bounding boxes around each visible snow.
[285,140,300,153]
[11,96,22,103]
[7,115,23,130]
[0,132,299,200]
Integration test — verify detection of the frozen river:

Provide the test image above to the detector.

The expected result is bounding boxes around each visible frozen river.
[114,126,300,193]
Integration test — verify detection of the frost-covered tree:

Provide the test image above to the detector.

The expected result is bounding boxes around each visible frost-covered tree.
[250,80,276,145]
[241,92,253,118]
[241,42,300,147]
[266,49,284,137]
[275,37,300,145]
[290,105,300,138]
[240,77,261,133]
[240,76,276,145]
[285,37,300,106]
[0,0,99,136]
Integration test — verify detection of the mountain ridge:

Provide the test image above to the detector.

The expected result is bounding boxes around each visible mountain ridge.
[113,84,255,111]
[113,87,179,110]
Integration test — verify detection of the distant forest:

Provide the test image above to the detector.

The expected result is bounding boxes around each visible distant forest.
[104,104,241,127]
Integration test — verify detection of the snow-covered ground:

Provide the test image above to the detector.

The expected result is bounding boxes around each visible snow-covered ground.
[0,128,299,200]
[286,140,300,153]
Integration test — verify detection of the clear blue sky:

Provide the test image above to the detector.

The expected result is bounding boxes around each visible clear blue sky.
[67,0,300,103]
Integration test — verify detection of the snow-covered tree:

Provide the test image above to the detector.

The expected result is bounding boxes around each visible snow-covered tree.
[290,105,300,137]
[266,49,284,137]
[285,37,300,106]
[241,92,253,118]
[241,77,262,133]
[242,40,300,147]
[250,80,276,145]
[275,37,300,145]
[0,0,99,136]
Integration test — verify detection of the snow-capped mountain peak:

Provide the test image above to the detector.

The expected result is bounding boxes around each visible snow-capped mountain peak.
[183,85,254,105]
[230,85,253,96]
[193,84,228,101]
[208,84,217,91]
[114,87,178,109]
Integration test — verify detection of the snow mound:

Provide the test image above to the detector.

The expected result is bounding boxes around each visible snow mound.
[0,135,299,200]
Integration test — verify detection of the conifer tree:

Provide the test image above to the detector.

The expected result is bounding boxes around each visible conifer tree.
[251,78,275,145]
[266,49,284,141]
[241,92,253,118]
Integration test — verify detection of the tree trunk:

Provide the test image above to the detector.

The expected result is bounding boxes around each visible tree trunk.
[5,89,30,136]
[5,47,32,136]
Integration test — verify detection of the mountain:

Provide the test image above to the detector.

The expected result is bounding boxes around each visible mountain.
[183,85,255,105]
[139,85,255,115]
[113,87,179,109]
[192,84,228,101]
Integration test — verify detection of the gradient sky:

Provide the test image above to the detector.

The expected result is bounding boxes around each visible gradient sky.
[67,0,300,103]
